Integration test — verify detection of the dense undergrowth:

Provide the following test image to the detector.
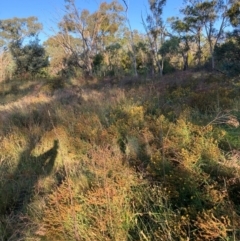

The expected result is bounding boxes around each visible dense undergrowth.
[0,71,240,240]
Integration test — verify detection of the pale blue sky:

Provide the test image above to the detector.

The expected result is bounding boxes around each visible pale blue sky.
[0,0,182,41]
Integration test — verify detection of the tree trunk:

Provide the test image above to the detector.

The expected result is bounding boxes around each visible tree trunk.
[211,50,215,70]
[157,58,163,77]
[182,52,188,71]
[127,21,138,77]
[85,51,93,77]
[132,54,138,77]
[128,43,138,77]
[208,40,215,70]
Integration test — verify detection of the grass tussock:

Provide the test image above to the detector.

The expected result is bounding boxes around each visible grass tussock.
[1,72,240,240]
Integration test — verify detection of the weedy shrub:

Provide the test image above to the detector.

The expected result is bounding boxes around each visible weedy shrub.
[189,87,235,113]
[0,79,42,104]
[128,183,191,241]
[193,211,231,240]
[138,111,240,239]
[41,147,137,241]
[219,127,240,151]
[1,71,240,240]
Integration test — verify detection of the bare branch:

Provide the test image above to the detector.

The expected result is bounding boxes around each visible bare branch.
[122,0,128,12]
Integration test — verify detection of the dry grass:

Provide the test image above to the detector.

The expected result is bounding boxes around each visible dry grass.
[1,72,240,240]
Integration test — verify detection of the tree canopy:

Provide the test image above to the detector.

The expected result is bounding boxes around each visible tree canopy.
[0,0,240,79]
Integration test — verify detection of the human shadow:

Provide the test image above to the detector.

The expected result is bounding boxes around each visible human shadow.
[6,139,59,214]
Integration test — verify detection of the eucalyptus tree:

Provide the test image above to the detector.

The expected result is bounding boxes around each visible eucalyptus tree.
[0,17,42,45]
[215,30,240,76]
[122,28,149,76]
[159,36,180,66]
[142,0,167,76]
[182,0,232,70]
[0,17,42,58]
[123,3,139,77]
[131,32,150,75]
[214,1,240,75]
[227,0,240,27]
[58,0,124,77]
[44,34,79,76]
[125,20,138,76]
[180,3,206,66]
[105,42,122,76]
[0,17,45,78]
[169,18,194,70]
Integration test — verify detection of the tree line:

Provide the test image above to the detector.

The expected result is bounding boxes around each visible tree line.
[0,0,239,81]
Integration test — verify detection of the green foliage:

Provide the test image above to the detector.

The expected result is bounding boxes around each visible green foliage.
[43,35,68,77]
[0,16,42,43]
[159,37,180,57]
[227,1,240,27]
[93,53,104,69]
[215,30,240,76]
[219,126,240,151]
[10,38,49,78]
[59,0,124,76]
[163,58,176,74]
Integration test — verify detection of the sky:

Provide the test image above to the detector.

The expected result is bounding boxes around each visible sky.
[0,0,183,42]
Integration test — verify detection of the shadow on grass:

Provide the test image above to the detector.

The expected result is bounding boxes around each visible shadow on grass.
[0,81,38,105]
[0,139,59,239]
[12,139,59,214]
